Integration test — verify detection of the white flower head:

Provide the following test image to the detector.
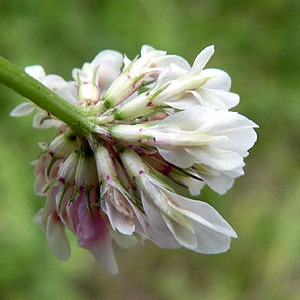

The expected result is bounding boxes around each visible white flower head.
[12,44,258,273]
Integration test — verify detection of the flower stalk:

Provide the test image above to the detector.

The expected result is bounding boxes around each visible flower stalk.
[0,55,95,135]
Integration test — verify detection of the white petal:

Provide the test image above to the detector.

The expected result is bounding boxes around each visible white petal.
[101,197,135,235]
[192,89,231,110]
[214,126,258,154]
[46,213,71,261]
[91,50,124,91]
[155,55,191,74]
[10,102,35,117]
[123,55,131,69]
[156,62,188,87]
[141,193,180,248]
[167,195,237,238]
[201,68,232,91]
[32,112,62,129]
[206,90,240,109]
[186,146,243,170]
[158,147,195,169]
[169,170,205,196]
[91,49,123,69]
[158,105,207,130]
[190,45,215,74]
[191,223,234,254]
[209,112,258,135]
[164,95,200,110]
[162,214,197,249]
[140,44,156,56]
[203,173,235,195]
[25,65,46,81]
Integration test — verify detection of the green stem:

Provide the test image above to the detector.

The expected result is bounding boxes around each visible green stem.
[0,55,95,135]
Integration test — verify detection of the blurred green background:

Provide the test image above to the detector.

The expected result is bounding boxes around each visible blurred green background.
[0,0,299,299]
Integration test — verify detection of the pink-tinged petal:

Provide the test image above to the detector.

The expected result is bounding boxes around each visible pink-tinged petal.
[33,208,48,231]
[84,234,119,275]
[46,212,71,261]
[10,102,35,117]
[76,199,118,274]
[34,173,48,196]
[63,194,79,234]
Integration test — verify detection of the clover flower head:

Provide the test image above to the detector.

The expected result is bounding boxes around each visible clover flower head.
[11,45,257,273]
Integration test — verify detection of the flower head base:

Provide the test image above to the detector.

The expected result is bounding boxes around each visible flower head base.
[12,45,257,273]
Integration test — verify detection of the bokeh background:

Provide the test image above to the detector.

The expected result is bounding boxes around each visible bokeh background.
[0,0,299,299]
